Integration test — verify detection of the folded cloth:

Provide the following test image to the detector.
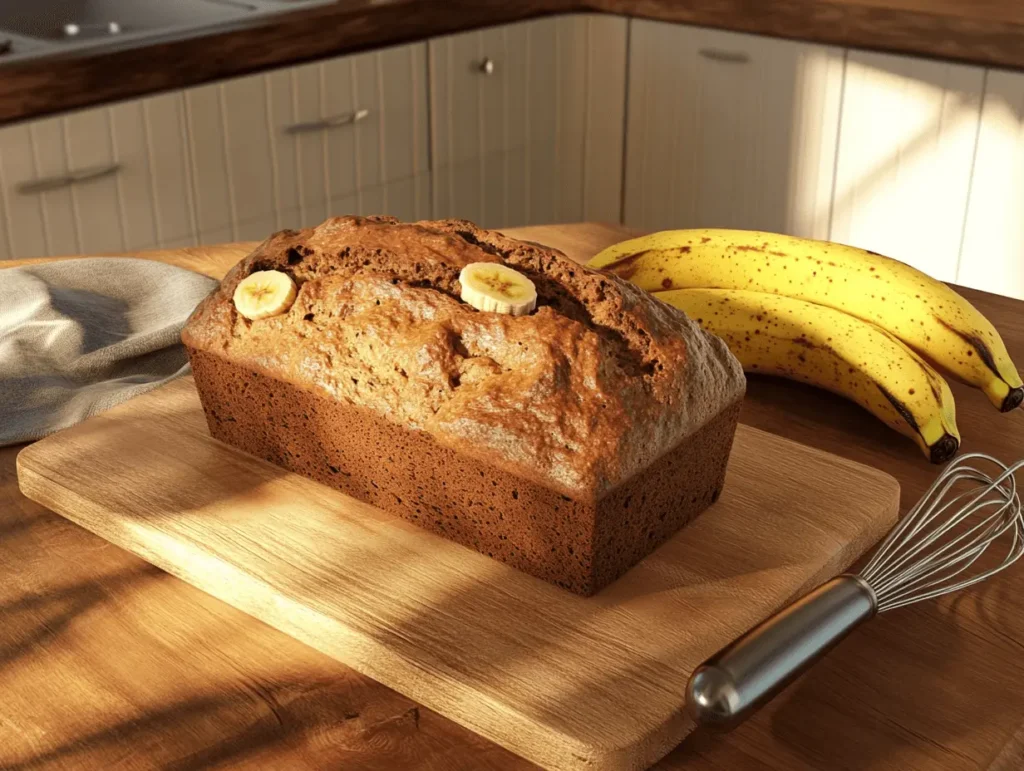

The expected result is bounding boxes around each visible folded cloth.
[0,258,217,446]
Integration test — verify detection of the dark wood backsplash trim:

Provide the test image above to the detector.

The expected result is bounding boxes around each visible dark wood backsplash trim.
[610,0,1024,69]
[1,0,1023,125]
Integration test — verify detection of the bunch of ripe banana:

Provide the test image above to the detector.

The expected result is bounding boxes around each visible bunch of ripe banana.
[588,229,1023,463]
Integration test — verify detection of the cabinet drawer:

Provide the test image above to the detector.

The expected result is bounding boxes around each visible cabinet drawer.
[624,21,843,237]
[0,92,195,259]
[187,41,430,245]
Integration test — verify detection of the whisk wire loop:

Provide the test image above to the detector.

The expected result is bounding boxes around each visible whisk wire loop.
[859,453,1024,612]
[688,451,1024,730]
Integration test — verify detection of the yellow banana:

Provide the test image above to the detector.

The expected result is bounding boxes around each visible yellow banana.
[657,287,960,463]
[590,229,1023,412]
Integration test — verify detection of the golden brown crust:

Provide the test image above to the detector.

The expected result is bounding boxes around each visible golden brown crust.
[187,345,742,594]
[183,216,745,497]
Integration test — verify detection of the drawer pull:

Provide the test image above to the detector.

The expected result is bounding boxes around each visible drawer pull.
[285,108,370,134]
[698,48,750,64]
[478,57,495,75]
[17,163,121,194]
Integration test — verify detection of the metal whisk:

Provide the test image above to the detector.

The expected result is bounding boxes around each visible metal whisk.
[687,452,1024,730]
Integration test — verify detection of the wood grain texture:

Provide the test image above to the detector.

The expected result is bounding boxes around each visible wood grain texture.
[0,445,516,771]
[2,0,1024,126]
[16,378,898,771]
[4,223,1024,771]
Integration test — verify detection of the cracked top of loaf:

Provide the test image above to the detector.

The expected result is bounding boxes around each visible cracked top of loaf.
[182,217,745,499]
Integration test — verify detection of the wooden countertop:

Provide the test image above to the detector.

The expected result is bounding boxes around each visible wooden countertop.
[4,222,1024,770]
[1,0,1023,125]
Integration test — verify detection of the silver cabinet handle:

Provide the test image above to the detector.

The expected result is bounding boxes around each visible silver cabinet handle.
[285,108,370,134]
[478,57,495,75]
[17,163,121,194]
[698,48,751,64]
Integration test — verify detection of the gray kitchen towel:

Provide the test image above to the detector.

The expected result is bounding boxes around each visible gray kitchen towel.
[0,258,218,446]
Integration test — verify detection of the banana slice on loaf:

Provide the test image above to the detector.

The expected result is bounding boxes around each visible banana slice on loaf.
[233,270,297,320]
[459,262,537,315]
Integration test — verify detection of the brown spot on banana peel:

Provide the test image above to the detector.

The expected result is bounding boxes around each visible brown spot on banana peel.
[933,315,1023,411]
[876,383,958,463]
[599,249,650,279]
[927,374,945,407]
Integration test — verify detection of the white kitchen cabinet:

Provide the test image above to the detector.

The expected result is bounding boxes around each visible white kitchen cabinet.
[7,14,1020,292]
[0,92,196,259]
[0,117,66,259]
[623,20,843,238]
[184,41,431,244]
[110,94,199,251]
[429,14,627,229]
[829,51,984,281]
[957,69,1024,299]
[0,42,431,261]
[0,112,110,258]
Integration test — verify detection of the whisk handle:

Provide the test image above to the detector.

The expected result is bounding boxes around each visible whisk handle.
[686,574,877,731]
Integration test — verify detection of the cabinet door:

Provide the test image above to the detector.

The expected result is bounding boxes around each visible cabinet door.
[957,69,1024,299]
[110,93,198,251]
[0,118,70,259]
[429,14,627,229]
[0,111,116,258]
[830,52,984,281]
[0,93,195,259]
[184,41,430,243]
[623,21,843,238]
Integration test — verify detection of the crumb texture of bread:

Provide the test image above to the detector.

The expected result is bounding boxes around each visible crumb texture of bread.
[183,216,745,500]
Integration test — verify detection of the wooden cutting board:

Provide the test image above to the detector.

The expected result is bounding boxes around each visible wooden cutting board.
[17,375,899,771]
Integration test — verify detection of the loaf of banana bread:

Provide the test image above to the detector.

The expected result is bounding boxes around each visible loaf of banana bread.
[182,217,746,595]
